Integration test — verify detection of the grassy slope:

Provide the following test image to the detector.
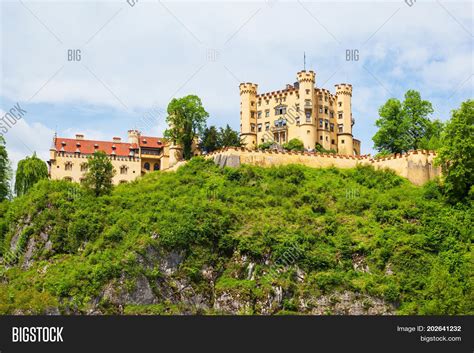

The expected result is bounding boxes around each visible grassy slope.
[0,158,472,314]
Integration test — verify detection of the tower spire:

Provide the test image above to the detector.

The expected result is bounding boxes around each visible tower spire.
[303,52,306,70]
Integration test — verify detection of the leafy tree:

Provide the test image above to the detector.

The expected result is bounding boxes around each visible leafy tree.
[258,141,273,150]
[436,100,473,202]
[83,151,116,196]
[315,143,337,154]
[283,138,304,151]
[373,90,436,153]
[200,126,219,153]
[403,90,434,149]
[164,95,209,160]
[372,98,411,154]
[419,119,444,151]
[0,136,9,201]
[15,152,48,196]
[218,124,241,148]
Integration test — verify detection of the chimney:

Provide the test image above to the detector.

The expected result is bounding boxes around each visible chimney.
[75,134,84,140]
[113,137,122,143]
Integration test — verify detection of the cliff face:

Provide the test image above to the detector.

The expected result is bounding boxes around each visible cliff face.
[0,159,471,315]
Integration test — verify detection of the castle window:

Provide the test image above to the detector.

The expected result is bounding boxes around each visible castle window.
[296,117,300,125]
[341,139,345,144]
[265,122,270,131]
[305,89,310,95]
[320,136,323,140]
[258,101,261,106]
[325,120,329,129]
[257,123,262,132]
[330,123,334,132]
[257,111,262,119]
[338,102,342,107]
[120,165,128,175]
[325,96,328,102]
[338,124,343,133]
[251,123,256,132]
[275,106,286,115]
[319,106,323,114]
[331,139,335,145]
[330,112,334,118]
[324,107,328,114]
[295,104,300,112]
[251,111,255,118]
[63,177,72,182]
[153,162,160,171]
[306,111,311,122]
[265,100,269,105]
[65,162,73,171]
[265,110,270,117]
[326,136,328,141]
[319,119,323,128]
[338,112,343,119]
[319,95,322,101]
[119,180,127,184]
[80,163,88,172]
[307,130,310,134]
[144,162,150,171]
[304,100,311,107]
[251,101,255,106]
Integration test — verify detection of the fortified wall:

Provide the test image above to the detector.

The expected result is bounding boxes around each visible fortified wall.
[205,148,441,186]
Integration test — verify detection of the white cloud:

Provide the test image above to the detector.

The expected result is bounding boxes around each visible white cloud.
[0,0,472,156]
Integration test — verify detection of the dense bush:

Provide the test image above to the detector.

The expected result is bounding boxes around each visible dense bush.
[0,158,471,314]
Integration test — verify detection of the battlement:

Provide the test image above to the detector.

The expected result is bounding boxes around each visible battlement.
[335,83,353,96]
[204,148,440,185]
[297,70,315,83]
[239,83,258,95]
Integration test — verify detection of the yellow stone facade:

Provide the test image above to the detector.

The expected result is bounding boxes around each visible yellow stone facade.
[48,130,170,185]
[240,70,361,155]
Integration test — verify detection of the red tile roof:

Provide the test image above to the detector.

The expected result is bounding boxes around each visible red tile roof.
[54,138,137,157]
[139,136,164,148]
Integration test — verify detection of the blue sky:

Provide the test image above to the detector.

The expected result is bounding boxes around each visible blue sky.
[1,0,472,170]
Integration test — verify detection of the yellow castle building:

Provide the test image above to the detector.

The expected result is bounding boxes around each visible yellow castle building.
[239,70,361,155]
[48,130,174,185]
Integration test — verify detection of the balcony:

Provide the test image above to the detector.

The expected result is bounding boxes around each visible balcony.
[271,125,288,132]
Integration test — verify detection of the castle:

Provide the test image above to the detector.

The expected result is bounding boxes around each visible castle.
[48,130,176,185]
[239,70,361,155]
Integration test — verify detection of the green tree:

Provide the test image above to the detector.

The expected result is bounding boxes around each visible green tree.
[373,90,436,153]
[218,124,241,148]
[14,152,48,197]
[164,95,209,160]
[0,136,10,201]
[282,138,304,151]
[200,126,219,153]
[83,151,116,196]
[419,119,444,150]
[372,98,411,154]
[258,141,273,150]
[436,100,473,202]
[315,143,337,154]
[403,90,434,149]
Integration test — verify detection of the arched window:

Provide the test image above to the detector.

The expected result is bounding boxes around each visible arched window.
[65,162,73,171]
[119,180,127,184]
[153,162,160,171]
[144,162,150,171]
[120,165,128,175]
[64,177,73,182]
[80,163,88,172]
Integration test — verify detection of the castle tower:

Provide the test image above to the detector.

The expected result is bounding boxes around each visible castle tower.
[128,129,140,145]
[239,82,258,149]
[335,84,354,155]
[296,70,317,150]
